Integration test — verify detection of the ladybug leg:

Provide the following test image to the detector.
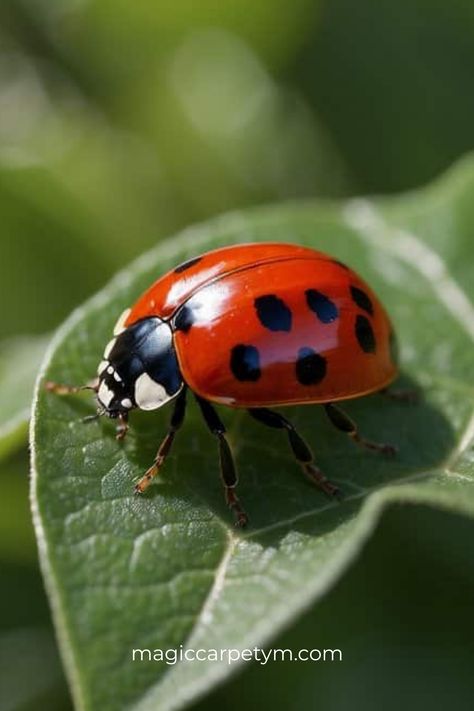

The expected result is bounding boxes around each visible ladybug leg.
[134,387,187,495]
[115,412,129,441]
[248,408,342,500]
[324,403,397,455]
[196,396,248,528]
[379,386,419,403]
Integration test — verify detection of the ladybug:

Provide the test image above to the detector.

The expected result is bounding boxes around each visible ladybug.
[47,242,413,526]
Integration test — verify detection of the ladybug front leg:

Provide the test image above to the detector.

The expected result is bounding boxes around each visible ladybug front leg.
[135,387,187,494]
[248,408,342,500]
[195,396,248,528]
[115,412,129,441]
[324,403,397,455]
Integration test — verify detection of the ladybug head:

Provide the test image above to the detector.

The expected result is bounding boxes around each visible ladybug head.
[96,316,183,418]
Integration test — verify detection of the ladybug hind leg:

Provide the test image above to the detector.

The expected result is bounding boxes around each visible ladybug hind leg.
[324,403,397,455]
[195,395,248,528]
[135,387,187,494]
[248,408,342,500]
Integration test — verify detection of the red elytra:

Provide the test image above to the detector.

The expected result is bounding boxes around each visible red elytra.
[47,242,410,527]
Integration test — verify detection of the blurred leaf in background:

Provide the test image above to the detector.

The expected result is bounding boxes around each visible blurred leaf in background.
[292,0,474,192]
[0,335,49,459]
[2,0,474,336]
[0,0,343,335]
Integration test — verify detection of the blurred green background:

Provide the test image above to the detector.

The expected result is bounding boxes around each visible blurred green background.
[1,1,474,709]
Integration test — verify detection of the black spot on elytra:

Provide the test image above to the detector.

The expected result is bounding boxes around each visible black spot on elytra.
[389,329,399,365]
[254,294,292,332]
[305,289,339,324]
[350,285,373,316]
[174,256,203,273]
[295,347,327,385]
[173,304,195,332]
[355,315,376,353]
[230,344,261,381]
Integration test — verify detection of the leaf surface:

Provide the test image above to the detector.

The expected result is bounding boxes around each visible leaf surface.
[31,158,474,711]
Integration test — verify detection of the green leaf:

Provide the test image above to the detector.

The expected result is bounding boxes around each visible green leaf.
[0,335,49,460]
[196,503,474,711]
[31,157,474,711]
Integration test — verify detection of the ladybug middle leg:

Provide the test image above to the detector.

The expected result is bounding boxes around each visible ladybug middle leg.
[324,403,397,455]
[195,395,248,528]
[135,387,188,494]
[248,408,342,500]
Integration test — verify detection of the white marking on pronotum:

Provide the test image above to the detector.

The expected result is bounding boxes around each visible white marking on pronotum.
[113,308,131,335]
[113,371,122,382]
[97,360,109,375]
[103,337,116,359]
[121,398,133,409]
[134,372,168,410]
[107,365,114,374]
[98,381,114,408]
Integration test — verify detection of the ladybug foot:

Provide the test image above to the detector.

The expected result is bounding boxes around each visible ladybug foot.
[380,443,398,456]
[234,510,249,528]
[302,463,344,501]
[115,414,129,442]
[134,464,159,494]
[350,432,398,457]
[225,487,249,527]
[116,426,128,441]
